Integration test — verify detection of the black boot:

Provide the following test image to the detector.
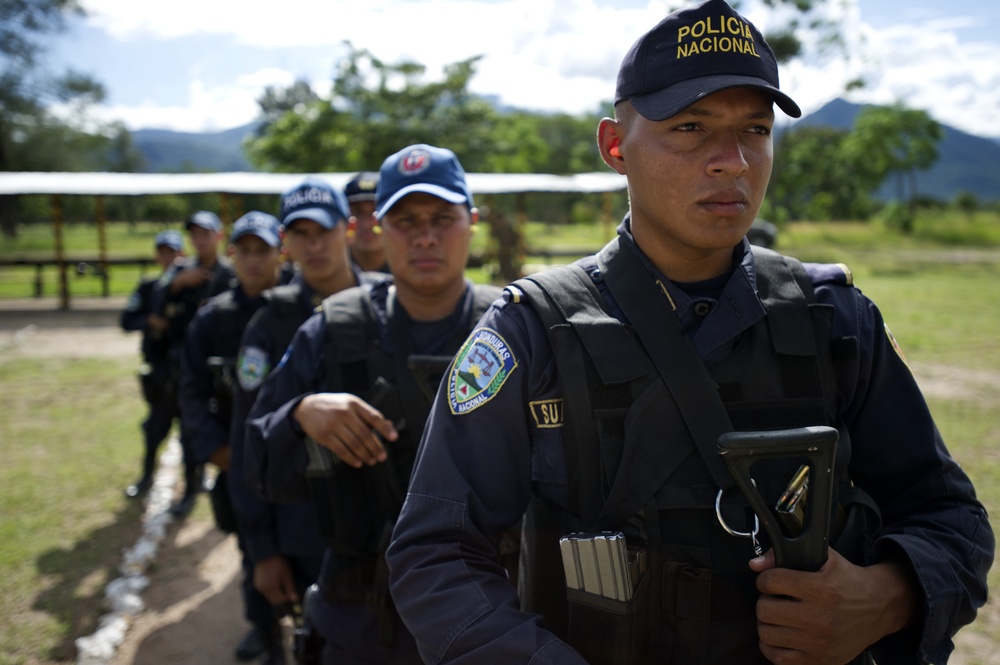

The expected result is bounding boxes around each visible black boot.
[124,475,153,499]
[260,623,286,665]
[126,449,158,499]
[168,463,200,517]
[234,626,266,662]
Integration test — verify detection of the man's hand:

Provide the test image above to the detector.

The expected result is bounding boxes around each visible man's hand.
[209,445,230,470]
[146,313,169,331]
[169,266,213,292]
[254,555,299,606]
[293,392,398,468]
[750,547,918,665]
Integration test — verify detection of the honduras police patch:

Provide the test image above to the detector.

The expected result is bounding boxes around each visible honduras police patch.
[237,346,270,392]
[448,327,517,415]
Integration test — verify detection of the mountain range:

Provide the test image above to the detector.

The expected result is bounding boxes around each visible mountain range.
[132,99,1000,202]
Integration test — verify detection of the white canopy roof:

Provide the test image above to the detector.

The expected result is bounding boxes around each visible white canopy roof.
[0,171,627,196]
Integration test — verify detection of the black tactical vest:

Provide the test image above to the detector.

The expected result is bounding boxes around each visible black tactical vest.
[203,289,262,426]
[311,282,501,560]
[511,241,877,665]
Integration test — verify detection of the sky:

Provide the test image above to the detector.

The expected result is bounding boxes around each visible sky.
[47,0,1000,139]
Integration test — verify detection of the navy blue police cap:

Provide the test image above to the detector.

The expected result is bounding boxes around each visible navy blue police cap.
[344,172,380,203]
[279,178,351,230]
[615,0,801,121]
[185,210,222,233]
[154,230,183,251]
[230,211,281,247]
[375,144,473,220]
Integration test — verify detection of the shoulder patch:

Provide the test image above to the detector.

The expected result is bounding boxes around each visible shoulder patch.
[448,327,518,415]
[884,323,908,367]
[237,345,270,391]
[529,399,564,428]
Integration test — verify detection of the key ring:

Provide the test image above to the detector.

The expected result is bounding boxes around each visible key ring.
[715,484,763,557]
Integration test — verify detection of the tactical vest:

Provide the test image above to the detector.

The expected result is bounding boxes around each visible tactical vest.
[258,283,316,368]
[511,240,878,665]
[203,290,261,425]
[310,282,500,559]
[164,258,234,352]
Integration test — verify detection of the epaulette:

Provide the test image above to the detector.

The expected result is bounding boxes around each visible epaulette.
[504,284,525,304]
[803,262,854,288]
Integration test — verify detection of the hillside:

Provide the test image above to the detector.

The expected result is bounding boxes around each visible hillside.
[130,101,1000,202]
[132,123,259,172]
[795,99,1000,203]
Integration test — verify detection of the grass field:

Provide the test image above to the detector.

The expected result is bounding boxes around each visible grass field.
[1,211,998,664]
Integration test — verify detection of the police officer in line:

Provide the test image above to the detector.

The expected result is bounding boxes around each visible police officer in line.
[245,144,502,664]
[152,210,236,517]
[227,178,381,663]
[178,212,286,663]
[344,171,389,273]
[120,230,184,498]
[385,2,993,664]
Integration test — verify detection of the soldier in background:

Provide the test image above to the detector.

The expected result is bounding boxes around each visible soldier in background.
[344,172,389,273]
[180,212,286,664]
[151,210,236,518]
[120,230,183,499]
[228,179,372,663]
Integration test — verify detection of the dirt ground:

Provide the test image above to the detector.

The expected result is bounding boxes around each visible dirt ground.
[1,298,997,665]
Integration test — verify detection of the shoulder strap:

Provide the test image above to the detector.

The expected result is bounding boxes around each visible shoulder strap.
[513,266,645,523]
[596,239,738,492]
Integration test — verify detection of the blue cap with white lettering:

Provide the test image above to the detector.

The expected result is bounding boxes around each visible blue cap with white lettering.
[615,0,800,121]
[230,211,281,247]
[279,178,350,230]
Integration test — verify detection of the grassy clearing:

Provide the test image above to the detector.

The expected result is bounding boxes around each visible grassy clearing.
[1,210,998,662]
[0,355,149,664]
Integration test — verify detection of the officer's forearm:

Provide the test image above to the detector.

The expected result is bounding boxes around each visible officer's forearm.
[865,559,920,639]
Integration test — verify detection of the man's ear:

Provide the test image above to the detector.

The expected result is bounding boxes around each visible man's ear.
[598,117,627,174]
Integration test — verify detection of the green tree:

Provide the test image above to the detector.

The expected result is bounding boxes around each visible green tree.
[767,125,877,221]
[1,0,108,236]
[245,45,515,174]
[844,104,942,224]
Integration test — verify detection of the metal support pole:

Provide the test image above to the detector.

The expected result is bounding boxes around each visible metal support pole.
[52,193,69,310]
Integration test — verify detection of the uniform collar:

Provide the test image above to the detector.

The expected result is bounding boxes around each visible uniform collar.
[616,217,766,360]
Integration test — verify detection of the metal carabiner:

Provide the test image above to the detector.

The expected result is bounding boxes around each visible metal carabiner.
[715,485,763,557]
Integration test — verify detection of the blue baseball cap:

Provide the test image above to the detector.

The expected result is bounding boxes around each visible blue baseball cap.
[615,0,800,121]
[154,230,183,251]
[185,210,222,233]
[344,172,379,203]
[230,211,281,247]
[374,144,474,220]
[279,178,350,230]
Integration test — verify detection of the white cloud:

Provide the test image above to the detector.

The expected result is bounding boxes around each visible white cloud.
[76,0,1000,138]
[80,69,300,132]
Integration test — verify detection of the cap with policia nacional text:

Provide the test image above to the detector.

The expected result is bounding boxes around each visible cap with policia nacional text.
[615,0,801,121]
[230,211,281,247]
[185,210,222,233]
[279,178,351,230]
[154,230,183,251]
[375,144,474,220]
[344,172,380,203]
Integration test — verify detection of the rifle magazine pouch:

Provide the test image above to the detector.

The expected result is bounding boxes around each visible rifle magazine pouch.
[566,587,637,665]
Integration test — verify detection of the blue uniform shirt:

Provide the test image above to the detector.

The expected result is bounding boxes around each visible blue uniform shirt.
[244,278,492,664]
[229,274,335,564]
[386,222,993,665]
